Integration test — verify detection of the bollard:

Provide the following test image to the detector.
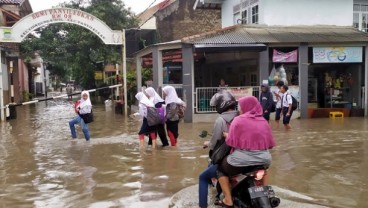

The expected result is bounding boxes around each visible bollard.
[6,104,17,120]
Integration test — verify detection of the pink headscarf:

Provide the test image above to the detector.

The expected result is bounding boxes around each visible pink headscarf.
[226,96,275,150]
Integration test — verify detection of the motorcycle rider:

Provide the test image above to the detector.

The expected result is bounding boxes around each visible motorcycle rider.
[199,90,238,208]
[217,96,276,207]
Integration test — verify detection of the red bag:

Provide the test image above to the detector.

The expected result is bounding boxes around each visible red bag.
[74,100,80,114]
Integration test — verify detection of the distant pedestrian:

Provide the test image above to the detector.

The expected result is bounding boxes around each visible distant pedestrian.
[69,91,92,141]
[66,84,73,100]
[145,87,170,147]
[135,92,158,149]
[259,84,274,122]
[280,85,293,130]
[273,81,284,128]
[219,79,228,87]
[162,86,184,147]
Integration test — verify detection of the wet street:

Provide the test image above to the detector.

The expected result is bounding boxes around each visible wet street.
[1,99,368,208]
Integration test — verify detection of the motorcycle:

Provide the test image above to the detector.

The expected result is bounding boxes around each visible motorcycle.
[200,130,280,208]
[227,165,280,208]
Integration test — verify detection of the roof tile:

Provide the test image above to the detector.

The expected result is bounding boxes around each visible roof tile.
[182,25,368,44]
[0,0,22,4]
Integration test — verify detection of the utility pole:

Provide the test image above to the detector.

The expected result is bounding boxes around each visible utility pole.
[122,29,128,116]
[115,63,119,100]
[9,61,14,103]
[43,62,47,99]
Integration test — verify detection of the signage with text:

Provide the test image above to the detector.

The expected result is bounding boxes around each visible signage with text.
[0,8,123,45]
[313,47,363,63]
[272,49,298,63]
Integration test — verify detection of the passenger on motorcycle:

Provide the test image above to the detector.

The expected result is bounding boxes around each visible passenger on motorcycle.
[199,90,238,208]
[217,96,276,207]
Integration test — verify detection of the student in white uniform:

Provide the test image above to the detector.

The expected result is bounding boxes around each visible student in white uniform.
[280,85,293,130]
[272,81,284,128]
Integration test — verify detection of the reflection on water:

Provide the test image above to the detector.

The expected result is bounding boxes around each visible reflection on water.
[0,100,368,208]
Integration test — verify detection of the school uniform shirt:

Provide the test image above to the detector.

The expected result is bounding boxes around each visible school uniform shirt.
[282,93,293,109]
[276,91,284,109]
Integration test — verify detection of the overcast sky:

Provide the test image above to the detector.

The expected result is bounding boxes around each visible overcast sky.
[28,0,155,14]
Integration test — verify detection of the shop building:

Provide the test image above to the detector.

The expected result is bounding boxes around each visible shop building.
[134,0,368,122]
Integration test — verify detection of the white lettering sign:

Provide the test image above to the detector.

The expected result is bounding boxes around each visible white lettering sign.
[0,8,123,45]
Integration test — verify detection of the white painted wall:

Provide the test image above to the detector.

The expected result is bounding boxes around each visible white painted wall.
[222,0,239,28]
[221,0,353,27]
[140,17,156,30]
[262,0,353,26]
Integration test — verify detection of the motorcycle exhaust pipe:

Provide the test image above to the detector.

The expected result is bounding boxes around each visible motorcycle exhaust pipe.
[269,196,281,207]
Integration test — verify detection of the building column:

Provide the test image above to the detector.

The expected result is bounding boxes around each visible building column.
[259,47,270,85]
[182,44,194,123]
[136,56,142,92]
[298,43,309,119]
[365,46,368,116]
[152,46,163,91]
[0,50,4,121]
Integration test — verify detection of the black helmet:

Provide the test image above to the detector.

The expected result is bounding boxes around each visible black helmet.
[210,90,237,114]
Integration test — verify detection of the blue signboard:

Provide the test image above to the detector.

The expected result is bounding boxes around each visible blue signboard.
[313,47,363,63]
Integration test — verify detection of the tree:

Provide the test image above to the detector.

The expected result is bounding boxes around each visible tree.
[20,0,139,90]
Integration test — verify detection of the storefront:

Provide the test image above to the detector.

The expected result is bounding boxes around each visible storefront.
[135,25,368,122]
[306,46,365,116]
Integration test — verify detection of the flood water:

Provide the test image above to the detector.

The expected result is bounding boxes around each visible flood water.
[1,99,368,208]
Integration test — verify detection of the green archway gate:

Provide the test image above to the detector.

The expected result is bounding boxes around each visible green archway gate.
[0,8,127,121]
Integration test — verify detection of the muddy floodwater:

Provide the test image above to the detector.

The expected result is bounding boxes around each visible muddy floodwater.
[1,99,368,208]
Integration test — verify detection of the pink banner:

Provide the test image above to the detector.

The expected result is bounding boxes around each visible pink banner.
[272,49,298,63]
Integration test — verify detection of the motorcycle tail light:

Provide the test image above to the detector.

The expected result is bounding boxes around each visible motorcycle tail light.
[255,170,265,181]
[231,174,246,187]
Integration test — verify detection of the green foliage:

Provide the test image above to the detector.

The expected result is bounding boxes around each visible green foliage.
[20,0,139,90]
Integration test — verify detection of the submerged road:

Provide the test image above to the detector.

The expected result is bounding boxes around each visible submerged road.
[0,99,367,207]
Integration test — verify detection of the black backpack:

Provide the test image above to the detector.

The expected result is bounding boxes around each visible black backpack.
[291,95,298,111]
[283,94,298,111]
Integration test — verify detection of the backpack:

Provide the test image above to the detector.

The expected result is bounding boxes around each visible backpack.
[146,107,164,126]
[291,95,298,111]
[177,103,186,119]
[210,118,233,165]
[283,94,298,111]
[270,101,276,112]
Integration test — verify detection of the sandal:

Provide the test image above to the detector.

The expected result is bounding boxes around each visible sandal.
[217,199,234,208]
[214,197,221,205]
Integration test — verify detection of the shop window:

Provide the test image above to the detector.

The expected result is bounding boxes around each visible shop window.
[233,1,258,26]
[362,14,368,32]
[234,12,241,25]
[354,4,360,11]
[352,3,368,32]
[252,5,259,24]
[250,74,257,86]
[353,13,359,29]
[241,10,248,24]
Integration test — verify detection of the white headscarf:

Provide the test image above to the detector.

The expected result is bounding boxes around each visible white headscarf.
[145,87,164,105]
[79,91,92,114]
[162,85,183,104]
[135,92,154,117]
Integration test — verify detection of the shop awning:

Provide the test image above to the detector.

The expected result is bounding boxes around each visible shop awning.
[194,43,267,52]
[182,25,368,45]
